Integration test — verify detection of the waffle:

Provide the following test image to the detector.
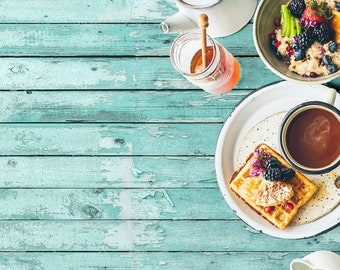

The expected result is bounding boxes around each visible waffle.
[230,143,318,230]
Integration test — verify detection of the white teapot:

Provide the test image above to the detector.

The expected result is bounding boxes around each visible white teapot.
[160,0,257,37]
[290,251,340,270]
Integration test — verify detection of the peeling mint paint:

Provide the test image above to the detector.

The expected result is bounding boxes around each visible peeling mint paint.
[103,221,165,250]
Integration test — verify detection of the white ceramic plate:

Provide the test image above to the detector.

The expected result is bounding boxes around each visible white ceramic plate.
[215,81,340,239]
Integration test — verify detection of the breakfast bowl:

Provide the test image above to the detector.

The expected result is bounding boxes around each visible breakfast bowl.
[253,0,340,84]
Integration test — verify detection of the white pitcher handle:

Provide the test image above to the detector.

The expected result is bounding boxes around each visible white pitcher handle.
[290,259,315,270]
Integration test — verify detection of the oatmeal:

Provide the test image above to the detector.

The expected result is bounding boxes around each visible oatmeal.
[270,0,340,77]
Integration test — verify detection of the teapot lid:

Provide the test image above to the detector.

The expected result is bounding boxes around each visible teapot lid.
[179,0,221,8]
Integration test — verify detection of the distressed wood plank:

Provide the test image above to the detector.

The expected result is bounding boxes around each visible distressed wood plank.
[0,24,256,57]
[0,220,338,251]
[0,123,220,156]
[0,188,233,220]
[0,251,326,270]
[0,57,280,90]
[0,156,216,188]
[1,0,338,265]
[0,0,176,23]
[0,90,248,123]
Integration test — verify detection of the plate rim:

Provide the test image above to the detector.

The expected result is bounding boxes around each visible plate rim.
[215,81,340,239]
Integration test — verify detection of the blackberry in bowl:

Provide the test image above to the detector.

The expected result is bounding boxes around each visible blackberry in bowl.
[254,0,340,84]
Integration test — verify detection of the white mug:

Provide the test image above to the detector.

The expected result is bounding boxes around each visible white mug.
[160,0,257,37]
[279,88,340,174]
[290,250,340,270]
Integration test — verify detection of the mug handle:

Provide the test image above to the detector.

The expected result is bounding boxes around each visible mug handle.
[324,88,337,105]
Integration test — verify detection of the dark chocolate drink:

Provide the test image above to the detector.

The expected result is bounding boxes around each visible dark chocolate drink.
[286,108,340,168]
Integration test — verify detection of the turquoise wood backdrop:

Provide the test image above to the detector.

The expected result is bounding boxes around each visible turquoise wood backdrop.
[0,0,338,269]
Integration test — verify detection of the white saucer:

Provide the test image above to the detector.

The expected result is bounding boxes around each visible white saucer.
[215,81,340,239]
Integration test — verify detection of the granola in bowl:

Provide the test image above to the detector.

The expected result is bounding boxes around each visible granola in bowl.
[270,0,340,78]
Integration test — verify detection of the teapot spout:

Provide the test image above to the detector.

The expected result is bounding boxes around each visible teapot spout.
[160,12,197,34]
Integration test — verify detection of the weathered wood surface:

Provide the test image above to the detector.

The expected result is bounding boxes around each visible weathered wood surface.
[0,0,338,269]
[0,220,338,251]
[0,123,220,155]
[0,90,249,122]
[0,24,256,56]
[0,57,277,90]
[0,0,176,23]
[0,156,216,188]
[0,252,326,270]
[0,188,233,219]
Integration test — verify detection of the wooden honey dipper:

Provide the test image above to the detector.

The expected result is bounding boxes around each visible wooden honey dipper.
[199,14,209,69]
